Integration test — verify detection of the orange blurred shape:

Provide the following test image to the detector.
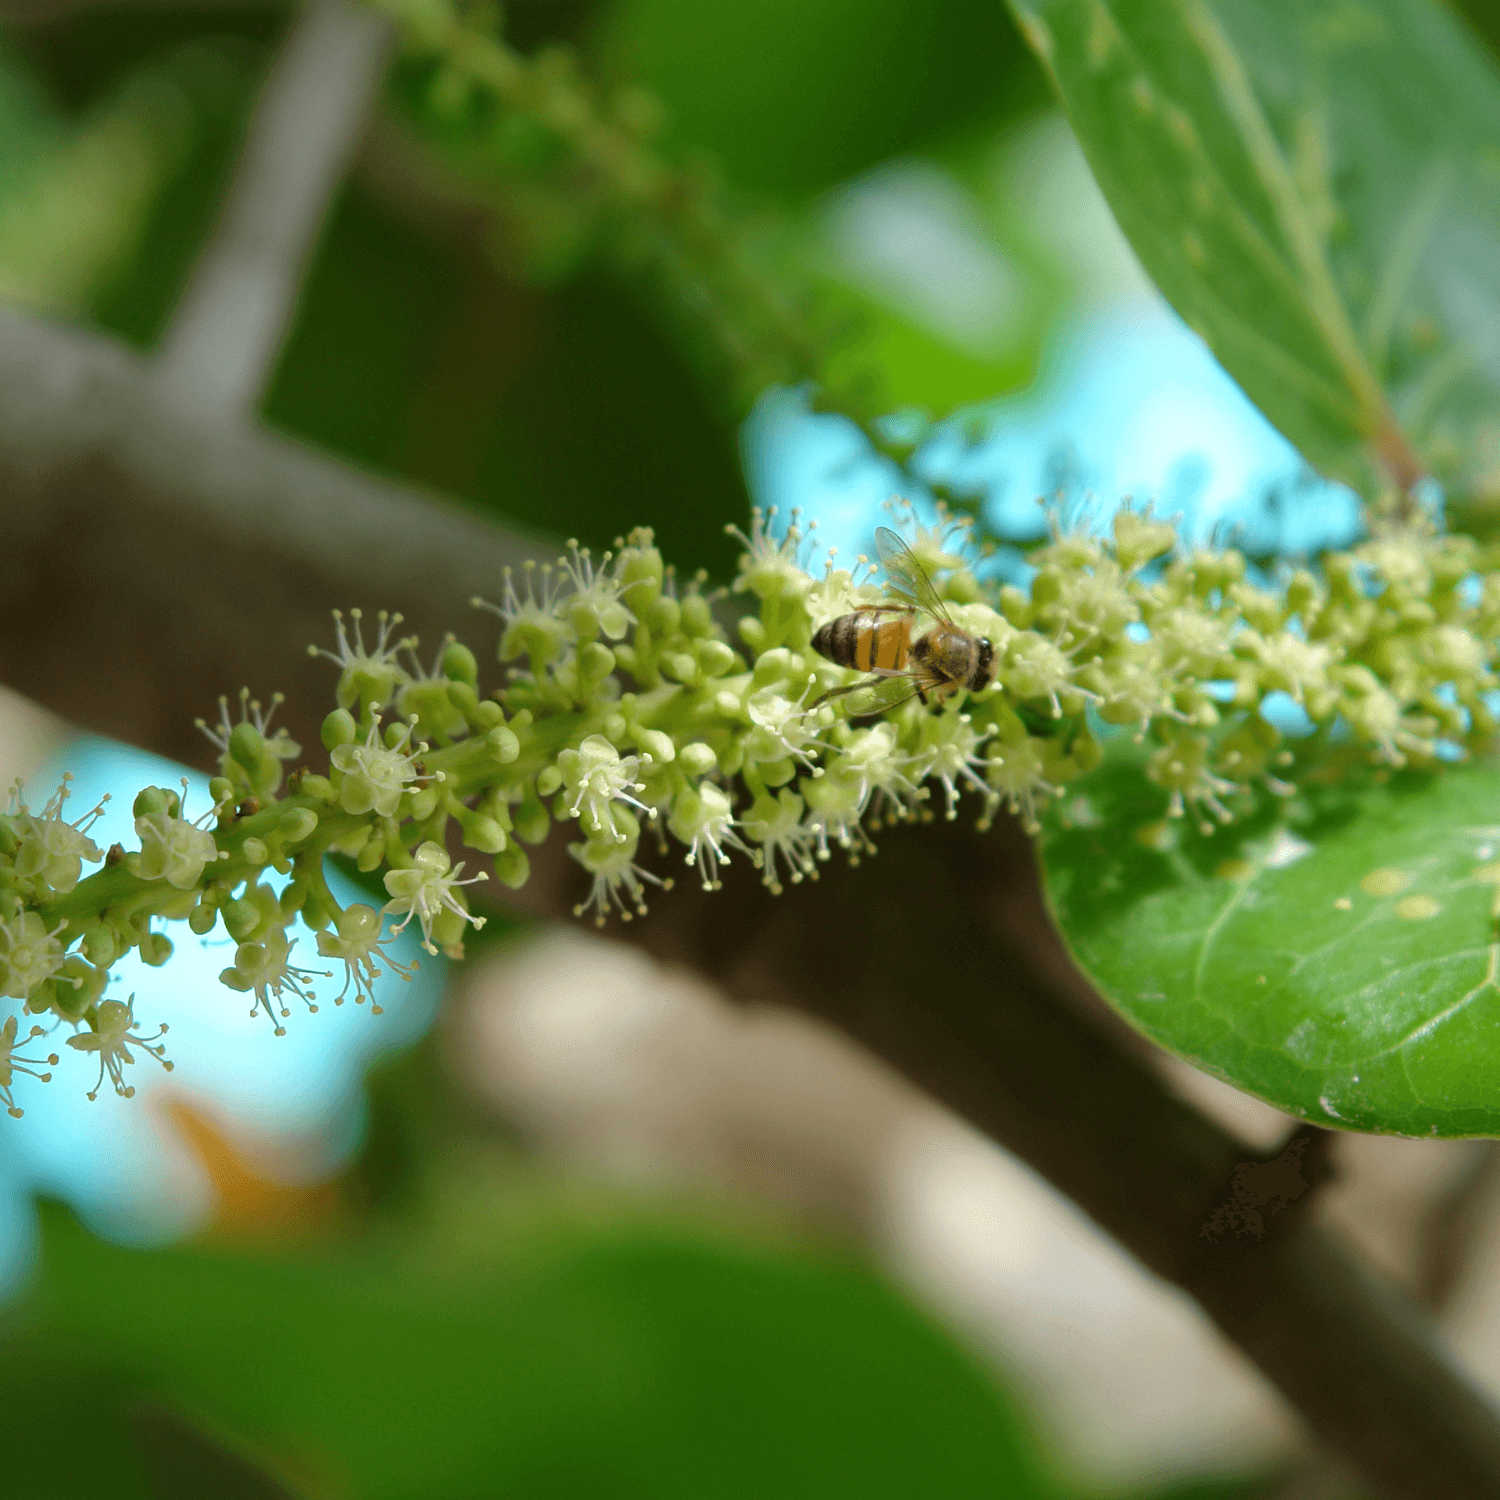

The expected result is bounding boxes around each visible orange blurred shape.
[156,1092,344,1243]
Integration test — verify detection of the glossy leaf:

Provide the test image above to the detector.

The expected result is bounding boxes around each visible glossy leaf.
[1041,754,1500,1137]
[1009,0,1500,508]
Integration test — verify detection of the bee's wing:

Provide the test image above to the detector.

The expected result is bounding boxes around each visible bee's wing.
[875,527,953,623]
[814,670,930,719]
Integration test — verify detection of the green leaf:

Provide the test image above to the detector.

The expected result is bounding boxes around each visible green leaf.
[9,1200,1056,1500]
[1041,753,1500,1137]
[1009,0,1500,507]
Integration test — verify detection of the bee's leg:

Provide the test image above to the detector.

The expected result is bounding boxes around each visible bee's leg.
[808,674,883,712]
[917,685,929,705]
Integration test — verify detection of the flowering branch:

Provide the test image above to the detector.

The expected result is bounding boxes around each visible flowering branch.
[7,500,1500,1109]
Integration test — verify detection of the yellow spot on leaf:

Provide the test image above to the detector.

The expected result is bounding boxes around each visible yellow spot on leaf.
[1395,895,1440,921]
[1334,896,1352,911]
[1215,858,1254,881]
[1473,862,1500,919]
[1361,867,1412,897]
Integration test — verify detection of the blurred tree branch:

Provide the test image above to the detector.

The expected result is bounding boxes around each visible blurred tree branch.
[152,0,394,417]
[0,303,544,767]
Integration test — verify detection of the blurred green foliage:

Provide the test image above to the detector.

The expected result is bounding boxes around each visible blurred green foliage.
[604,0,1048,197]
[9,7,284,333]
[6,1194,1060,1500]
[262,193,750,575]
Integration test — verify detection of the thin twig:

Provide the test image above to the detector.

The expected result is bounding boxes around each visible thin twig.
[151,0,393,418]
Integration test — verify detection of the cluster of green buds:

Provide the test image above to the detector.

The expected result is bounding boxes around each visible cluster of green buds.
[2,505,1499,1116]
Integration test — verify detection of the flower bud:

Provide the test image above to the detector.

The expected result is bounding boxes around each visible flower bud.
[456,805,507,853]
[229,721,265,769]
[681,595,715,637]
[81,924,120,967]
[485,725,521,763]
[406,785,440,821]
[133,786,176,820]
[515,796,550,845]
[637,729,675,764]
[139,932,174,967]
[493,844,531,889]
[356,829,388,872]
[679,742,716,776]
[322,709,358,751]
[223,899,260,941]
[696,639,737,678]
[579,642,616,685]
[647,596,681,636]
[280,807,319,845]
[442,641,479,686]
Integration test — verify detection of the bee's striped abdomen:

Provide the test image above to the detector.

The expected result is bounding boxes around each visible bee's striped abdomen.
[812,611,911,674]
[871,617,908,671]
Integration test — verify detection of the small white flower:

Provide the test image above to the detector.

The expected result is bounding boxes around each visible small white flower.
[129,781,227,890]
[836,722,922,816]
[570,837,671,925]
[383,841,488,955]
[1240,631,1337,706]
[801,770,876,863]
[308,608,415,711]
[0,1013,59,1117]
[740,789,819,894]
[744,686,829,770]
[66,995,172,1101]
[219,924,328,1036]
[556,735,653,842]
[986,735,1060,834]
[195,687,301,767]
[882,495,975,580]
[9,772,107,895]
[0,910,68,1001]
[803,565,882,631]
[667,783,753,890]
[912,715,1001,821]
[329,709,426,818]
[558,540,636,640]
[477,559,571,666]
[728,507,818,602]
[316,903,416,1010]
[1003,634,1080,718]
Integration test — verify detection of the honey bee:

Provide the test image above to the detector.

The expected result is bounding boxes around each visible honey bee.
[810,526,995,715]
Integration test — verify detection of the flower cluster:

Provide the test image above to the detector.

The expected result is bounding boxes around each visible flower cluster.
[2,503,1499,1114]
